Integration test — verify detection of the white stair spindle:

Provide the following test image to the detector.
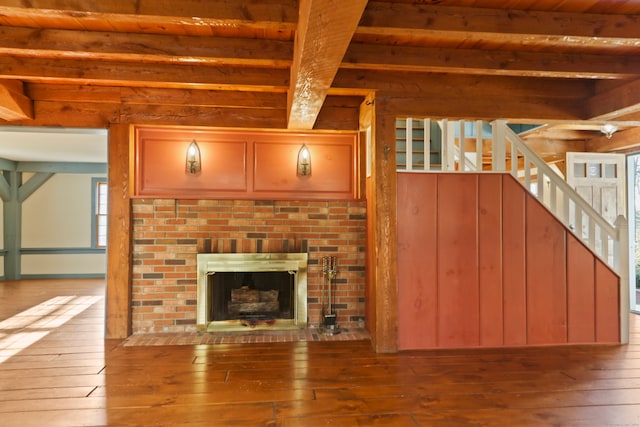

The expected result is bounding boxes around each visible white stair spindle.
[458,121,465,171]
[405,117,413,172]
[537,171,545,202]
[424,119,431,171]
[475,121,483,172]
[440,119,448,171]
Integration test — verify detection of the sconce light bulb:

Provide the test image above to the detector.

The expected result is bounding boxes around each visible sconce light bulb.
[188,145,197,159]
[297,144,311,176]
[186,139,202,174]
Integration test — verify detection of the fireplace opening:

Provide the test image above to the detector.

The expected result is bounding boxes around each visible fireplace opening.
[210,271,295,322]
[197,253,308,331]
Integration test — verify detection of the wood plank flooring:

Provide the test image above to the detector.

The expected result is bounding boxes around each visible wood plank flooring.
[1,279,640,426]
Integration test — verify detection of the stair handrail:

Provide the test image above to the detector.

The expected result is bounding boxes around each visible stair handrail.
[399,117,622,269]
[500,120,629,344]
[497,120,620,268]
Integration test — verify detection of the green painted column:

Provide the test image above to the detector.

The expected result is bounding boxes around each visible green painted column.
[3,170,21,280]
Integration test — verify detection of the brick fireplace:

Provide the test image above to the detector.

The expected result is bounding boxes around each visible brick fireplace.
[131,198,367,334]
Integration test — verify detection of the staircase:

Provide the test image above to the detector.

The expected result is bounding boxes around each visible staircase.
[396,118,629,343]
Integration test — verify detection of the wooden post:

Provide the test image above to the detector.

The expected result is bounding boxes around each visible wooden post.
[615,214,630,344]
[2,170,21,279]
[105,123,132,339]
[491,120,507,172]
[365,95,398,353]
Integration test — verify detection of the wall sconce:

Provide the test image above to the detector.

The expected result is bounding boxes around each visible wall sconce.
[601,124,618,139]
[185,139,201,174]
[297,144,311,176]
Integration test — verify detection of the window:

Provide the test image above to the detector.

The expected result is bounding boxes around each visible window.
[92,178,108,248]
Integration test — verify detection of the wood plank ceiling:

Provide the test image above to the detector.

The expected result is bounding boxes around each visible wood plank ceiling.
[1,0,640,152]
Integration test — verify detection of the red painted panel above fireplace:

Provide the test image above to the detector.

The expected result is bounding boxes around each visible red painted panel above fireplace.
[133,126,359,200]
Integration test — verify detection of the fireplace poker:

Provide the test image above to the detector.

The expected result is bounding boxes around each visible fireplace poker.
[321,256,340,335]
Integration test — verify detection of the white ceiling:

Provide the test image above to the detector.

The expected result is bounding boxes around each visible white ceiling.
[0,126,108,163]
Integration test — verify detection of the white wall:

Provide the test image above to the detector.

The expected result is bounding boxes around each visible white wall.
[21,173,107,276]
[22,254,106,275]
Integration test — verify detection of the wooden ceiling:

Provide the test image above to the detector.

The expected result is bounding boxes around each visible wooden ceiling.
[1,0,640,152]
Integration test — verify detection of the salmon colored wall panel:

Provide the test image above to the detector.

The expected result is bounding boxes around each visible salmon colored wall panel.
[478,175,504,347]
[567,235,596,343]
[526,199,567,345]
[254,141,354,196]
[595,262,620,343]
[437,174,479,347]
[133,126,358,199]
[137,137,248,196]
[502,176,527,346]
[397,173,438,350]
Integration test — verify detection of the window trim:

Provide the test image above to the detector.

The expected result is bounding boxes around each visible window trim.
[91,177,108,249]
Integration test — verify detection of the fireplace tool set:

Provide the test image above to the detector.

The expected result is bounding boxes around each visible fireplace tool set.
[320,256,341,335]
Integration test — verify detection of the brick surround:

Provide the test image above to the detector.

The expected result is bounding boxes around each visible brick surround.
[131,199,367,334]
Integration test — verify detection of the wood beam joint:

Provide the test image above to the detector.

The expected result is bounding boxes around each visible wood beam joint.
[0,80,33,121]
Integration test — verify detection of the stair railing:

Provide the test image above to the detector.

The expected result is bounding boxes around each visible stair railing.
[400,118,627,274]
[497,120,625,270]
[399,117,630,343]
[494,120,628,343]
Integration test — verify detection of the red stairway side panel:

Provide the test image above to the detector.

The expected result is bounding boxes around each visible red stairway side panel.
[397,173,438,350]
[478,174,504,347]
[567,235,596,343]
[397,172,620,350]
[595,262,621,343]
[436,174,480,348]
[526,199,568,345]
[502,175,528,346]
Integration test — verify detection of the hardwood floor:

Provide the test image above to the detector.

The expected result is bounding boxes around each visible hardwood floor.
[1,279,640,426]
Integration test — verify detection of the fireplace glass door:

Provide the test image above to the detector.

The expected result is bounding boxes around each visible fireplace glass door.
[209,271,295,322]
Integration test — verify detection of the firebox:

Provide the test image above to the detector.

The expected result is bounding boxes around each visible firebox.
[196,253,308,331]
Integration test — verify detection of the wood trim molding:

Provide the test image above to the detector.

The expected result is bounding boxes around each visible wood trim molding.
[105,123,132,339]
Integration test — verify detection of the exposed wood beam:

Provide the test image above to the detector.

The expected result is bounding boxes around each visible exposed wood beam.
[28,84,287,109]
[377,95,584,121]
[333,71,590,120]
[0,80,33,121]
[0,1,298,36]
[120,104,288,128]
[0,26,293,68]
[0,170,10,201]
[18,172,53,202]
[6,101,361,130]
[334,70,593,99]
[521,138,587,158]
[358,2,640,51]
[587,78,640,120]
[16,162,107,174]
[585,127,640,153]
[4,101,120,127]
[287,0,367,129]
[0,57,290,91]
[343,44,640,80]
[0,158,16,172]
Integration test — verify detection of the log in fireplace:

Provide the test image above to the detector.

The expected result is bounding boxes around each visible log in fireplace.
[196,253,308,331]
